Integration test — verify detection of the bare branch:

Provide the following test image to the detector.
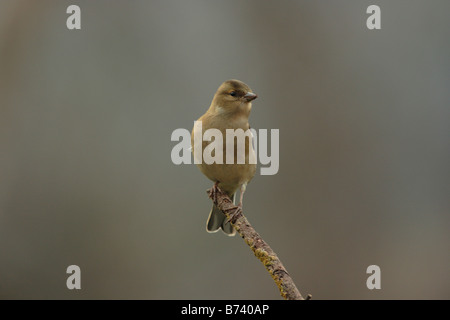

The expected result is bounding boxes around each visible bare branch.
[207,186,310,300]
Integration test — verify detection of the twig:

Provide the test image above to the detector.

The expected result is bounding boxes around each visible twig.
[207,186,311,300]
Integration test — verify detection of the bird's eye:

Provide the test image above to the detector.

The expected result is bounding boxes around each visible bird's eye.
[230,91,237,97]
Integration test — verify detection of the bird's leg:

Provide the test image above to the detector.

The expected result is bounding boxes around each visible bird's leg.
[237,183,247,208]
[225,184,246,225]
[209,181,220,203]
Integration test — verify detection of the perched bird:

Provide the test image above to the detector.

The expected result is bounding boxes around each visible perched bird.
[191,79,257,236]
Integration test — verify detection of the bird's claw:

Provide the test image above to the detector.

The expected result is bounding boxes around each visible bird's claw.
[208,182,220,203]
[225,205,242,225]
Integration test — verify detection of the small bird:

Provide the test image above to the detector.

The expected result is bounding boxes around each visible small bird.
[191,79,257,236]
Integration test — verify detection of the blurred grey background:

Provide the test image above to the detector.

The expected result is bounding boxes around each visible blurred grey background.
[0,0,449,299]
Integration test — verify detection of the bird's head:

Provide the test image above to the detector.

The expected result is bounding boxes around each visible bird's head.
[211,79,257,115]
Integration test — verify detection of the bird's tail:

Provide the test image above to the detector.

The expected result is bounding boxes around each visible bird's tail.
[206,194,236,236]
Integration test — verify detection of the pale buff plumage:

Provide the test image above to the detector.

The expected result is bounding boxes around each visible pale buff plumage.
[191,80,257,236]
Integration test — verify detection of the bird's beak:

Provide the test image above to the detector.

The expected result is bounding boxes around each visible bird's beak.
[244,92,258,102]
